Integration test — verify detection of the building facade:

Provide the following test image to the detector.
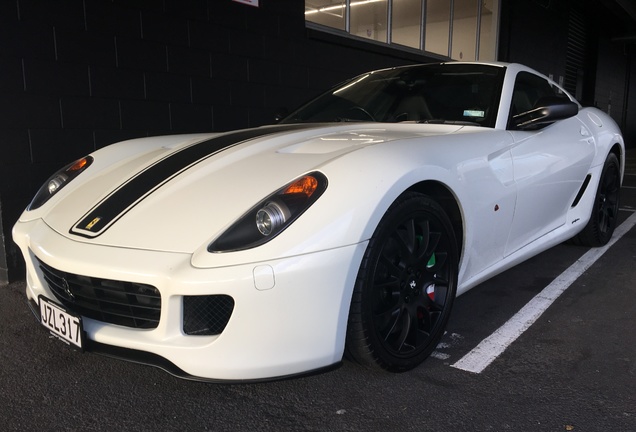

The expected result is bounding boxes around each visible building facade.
[1,0,635,284]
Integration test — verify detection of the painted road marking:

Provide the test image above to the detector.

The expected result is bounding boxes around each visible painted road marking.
[452,210,636,374]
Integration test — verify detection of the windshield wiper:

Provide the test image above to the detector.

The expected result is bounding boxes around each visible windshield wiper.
[417,119,481,126]
[333,117,372,122]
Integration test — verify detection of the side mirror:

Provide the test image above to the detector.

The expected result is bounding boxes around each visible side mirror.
[512,97,579,130]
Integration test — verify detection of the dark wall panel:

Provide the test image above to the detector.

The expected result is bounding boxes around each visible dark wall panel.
[498,0,570,80]
[90,66,145,100]
[0,0,428,283]
[499,0,634,146]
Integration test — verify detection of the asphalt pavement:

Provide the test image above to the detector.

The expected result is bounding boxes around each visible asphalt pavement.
[1,152,635,432]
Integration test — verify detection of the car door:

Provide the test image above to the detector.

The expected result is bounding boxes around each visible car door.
[504,72,595,256]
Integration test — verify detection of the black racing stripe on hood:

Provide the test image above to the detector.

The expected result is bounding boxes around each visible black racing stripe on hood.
[70,123,320,238]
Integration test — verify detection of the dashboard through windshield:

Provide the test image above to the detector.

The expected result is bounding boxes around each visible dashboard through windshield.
[282,63,505,128]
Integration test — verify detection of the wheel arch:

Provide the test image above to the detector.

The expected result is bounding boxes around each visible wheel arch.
[406,180,464,262]
[609,143,624,180]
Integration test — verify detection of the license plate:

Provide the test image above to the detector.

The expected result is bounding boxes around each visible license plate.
[39,296,84,350]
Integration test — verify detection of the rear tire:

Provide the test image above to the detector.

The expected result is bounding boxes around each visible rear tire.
[345,192,459,372]
[572,152,621,247]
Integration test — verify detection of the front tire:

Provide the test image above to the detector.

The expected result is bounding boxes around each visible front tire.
[572,152,621,247]
[346,193,459,372]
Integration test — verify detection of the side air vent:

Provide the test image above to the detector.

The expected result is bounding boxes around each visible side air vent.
[571,174,592,207]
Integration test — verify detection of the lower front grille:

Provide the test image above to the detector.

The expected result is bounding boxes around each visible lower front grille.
[37,258,161,329]
[183,295,234,335]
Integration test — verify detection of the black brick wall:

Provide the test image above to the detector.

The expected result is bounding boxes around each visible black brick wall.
[0,0,429,283]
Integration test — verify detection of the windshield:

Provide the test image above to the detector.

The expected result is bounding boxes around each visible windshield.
[281,63,505,128]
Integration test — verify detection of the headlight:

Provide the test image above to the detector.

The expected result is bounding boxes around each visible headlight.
[28,156,93,211]
[208,172,328,252]
[255,202,288,236]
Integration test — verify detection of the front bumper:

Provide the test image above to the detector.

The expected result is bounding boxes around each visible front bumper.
[13,219,367,381]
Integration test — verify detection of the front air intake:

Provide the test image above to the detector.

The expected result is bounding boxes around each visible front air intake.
[183,295,234,336]
[37,258,161,329]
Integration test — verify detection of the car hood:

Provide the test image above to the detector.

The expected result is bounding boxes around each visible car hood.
[37,123,466,253]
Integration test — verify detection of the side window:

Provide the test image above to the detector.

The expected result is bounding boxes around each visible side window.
[508,72,566,129]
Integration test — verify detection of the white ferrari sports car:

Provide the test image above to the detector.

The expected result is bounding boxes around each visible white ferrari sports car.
[13,62,624,381]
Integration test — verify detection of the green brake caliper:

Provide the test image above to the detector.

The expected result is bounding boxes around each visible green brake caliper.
[427,253,436,269]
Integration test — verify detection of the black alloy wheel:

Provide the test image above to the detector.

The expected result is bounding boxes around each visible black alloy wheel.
[346,192,459,372]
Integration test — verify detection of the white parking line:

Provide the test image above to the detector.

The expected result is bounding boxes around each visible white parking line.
[451,210,636,374]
